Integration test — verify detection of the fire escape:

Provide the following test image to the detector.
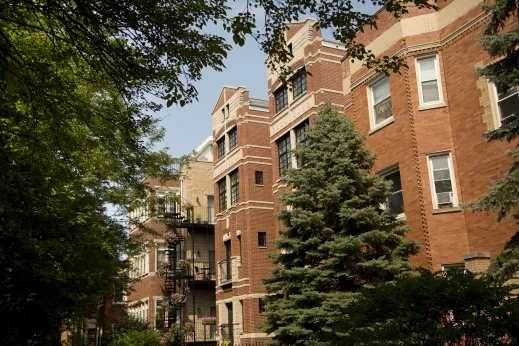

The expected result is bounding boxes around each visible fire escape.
[157,197,216,346]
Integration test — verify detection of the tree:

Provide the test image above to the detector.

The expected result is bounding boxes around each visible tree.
[334,269,519,345]
[262,103,420,345]
[0,26,181,344]
[467,1,519,280]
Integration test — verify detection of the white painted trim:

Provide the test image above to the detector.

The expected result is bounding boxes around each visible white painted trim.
[249,105,270,112]
[415,54,445,107]
[426,151,459,209]
[367,75,394,131]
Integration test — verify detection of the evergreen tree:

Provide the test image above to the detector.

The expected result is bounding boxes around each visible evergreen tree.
[262,103,420,345]
[468,2,519,280]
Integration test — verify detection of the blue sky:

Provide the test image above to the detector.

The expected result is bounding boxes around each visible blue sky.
[153,2,378,158]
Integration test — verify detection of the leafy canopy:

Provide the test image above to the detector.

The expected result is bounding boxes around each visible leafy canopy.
[262,103,419,346]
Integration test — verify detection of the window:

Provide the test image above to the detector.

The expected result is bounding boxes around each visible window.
[218,178,227,212]
[217,137,225,159]
[295,120,309,146]
[230,170,239,205]
[277,133,292,176]
[494,85,518,126]
[274,87,288,113]
[292,69,307,99]
[156,243,166,271]
[417,55,443,105]
[259,298,266,314]
[255,171,264,185]
[370,76,393,127]
[428,153,458,209]
[442,263,466,272]
[258,232,267,247]
[287,43,293,55]
[129,300,148,322]
[228,127,238,151]
[131,251,149,278]
[156,300,165,329]
[383,168,404,216]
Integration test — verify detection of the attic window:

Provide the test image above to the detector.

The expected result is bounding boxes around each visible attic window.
[288,43,293,55]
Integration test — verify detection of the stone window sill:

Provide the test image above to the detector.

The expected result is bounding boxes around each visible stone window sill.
[418,102,447,111]
[369,117,395,135]
[431,206,462,214]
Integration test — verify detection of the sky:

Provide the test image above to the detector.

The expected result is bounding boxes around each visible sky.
[151,2,378,158]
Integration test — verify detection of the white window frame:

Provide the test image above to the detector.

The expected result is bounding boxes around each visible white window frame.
[155,241,166,273]
[427,151,459,210]
[129,299,149,322]
[379,165,405,219]
[131,250,149,278]
[489,83,518,128]
[367,76,394,130]
[415,54,444,108]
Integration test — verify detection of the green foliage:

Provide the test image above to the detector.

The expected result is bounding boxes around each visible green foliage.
[262,103,419,346]
[468,0,519,280]
[109,316,151,342]
[334,269,519,345]
[110,329,162,346]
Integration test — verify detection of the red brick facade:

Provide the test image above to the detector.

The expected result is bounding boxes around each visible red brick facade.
[212,4,518,345]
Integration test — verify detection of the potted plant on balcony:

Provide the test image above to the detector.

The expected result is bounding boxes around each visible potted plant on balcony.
[176,259,191,273]
[157,260,169,276]
[183,321,195,334]
[200,316,216,326]
[182,201,194,220]
[170,292,186,306]
[164,231,180,244]
[160,323,179,344]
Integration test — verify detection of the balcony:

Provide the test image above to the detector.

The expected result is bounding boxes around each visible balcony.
[218,260,232,285]
[184,319,217,344]
[191,261,216,281]
[158,201,215,225]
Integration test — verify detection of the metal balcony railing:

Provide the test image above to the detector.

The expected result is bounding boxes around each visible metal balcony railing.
[184,319,217,342]
[130,197,214,226]
[191,261,216,281]
[219,261,232,284]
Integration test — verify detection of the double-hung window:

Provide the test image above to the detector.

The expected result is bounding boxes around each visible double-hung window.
[228,127,238,151]
[383,168,405,216]
[292,69,307,99]
[230,170,239,205]
[218,178,227,212]
[494,85,518,126]
[255,171,263,185]
[277,133,292,176]
[131,251,149,278]
[370,76,393,127]
[258,232,267,247]
[274,87,288,113]
[295,120,309,146]
[217,137,225,159]
[428,153,458,209]
[417,55,443,106]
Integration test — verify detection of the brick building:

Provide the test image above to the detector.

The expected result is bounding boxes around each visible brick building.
[212,2,518,345]
[128,137,217,345]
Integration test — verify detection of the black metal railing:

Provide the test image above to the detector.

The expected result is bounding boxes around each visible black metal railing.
[130,197,215,226]
[184,319,217,342]
[191,261,216,281]
[219,261,232,284]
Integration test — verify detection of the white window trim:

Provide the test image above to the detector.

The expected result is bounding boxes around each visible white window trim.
[378,164,405,219]
[489,82,518,128]
[155,241,166,273]
[367,76,394,131]
[153,296,168,329]
[128,298,149,322]
[415,54,445,108]
[426,151,459,210]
